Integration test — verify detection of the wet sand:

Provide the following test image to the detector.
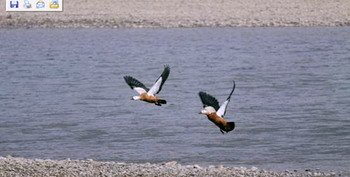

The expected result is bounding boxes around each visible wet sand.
[0,0,350,28]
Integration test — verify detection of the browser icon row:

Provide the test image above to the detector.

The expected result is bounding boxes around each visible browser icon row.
[6,0,62,11]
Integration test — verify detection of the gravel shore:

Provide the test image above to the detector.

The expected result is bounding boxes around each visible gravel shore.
[0,156,342,177]
[1,0,350,28]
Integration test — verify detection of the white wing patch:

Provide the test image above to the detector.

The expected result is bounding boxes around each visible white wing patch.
[147,77,162,96]
[204,106,217,114]
[134,87,147,95]
[216,100,229,117]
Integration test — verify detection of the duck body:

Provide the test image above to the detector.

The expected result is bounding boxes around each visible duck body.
[139,93,167,105]
[199,80,236,134]
[206,113,235,133]
[124,65,170,106]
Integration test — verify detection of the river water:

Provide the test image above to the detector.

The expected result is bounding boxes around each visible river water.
[0,27,349,172]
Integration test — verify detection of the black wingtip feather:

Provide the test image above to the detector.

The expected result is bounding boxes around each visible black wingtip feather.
[161,65,170,82]
[198,91,220,111]
[156,65,170,94]
[226,80,236,101]
[123,76,149,92]
[123,76,134,90]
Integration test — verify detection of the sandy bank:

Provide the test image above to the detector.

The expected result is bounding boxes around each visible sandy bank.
[0,156,341,177]
[0,0,350,28]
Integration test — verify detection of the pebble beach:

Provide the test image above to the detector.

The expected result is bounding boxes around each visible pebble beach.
[0,0,350,28]
[0,156,343,177]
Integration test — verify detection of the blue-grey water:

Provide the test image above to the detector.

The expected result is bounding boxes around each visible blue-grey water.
[0,27,349,172]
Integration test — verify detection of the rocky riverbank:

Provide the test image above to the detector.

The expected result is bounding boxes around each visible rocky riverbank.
[0,156,343,177]
[1,0,350,28]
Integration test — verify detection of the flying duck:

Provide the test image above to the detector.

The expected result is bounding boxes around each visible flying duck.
[124,65,170,106]
[199,80,236,134]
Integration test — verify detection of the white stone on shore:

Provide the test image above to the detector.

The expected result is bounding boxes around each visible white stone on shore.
[164,161,177,167]
[193,164,202,169]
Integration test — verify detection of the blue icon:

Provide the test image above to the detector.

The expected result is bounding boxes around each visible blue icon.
[36,0,45,8]
[10,1,19,8]
[24,0,32,8]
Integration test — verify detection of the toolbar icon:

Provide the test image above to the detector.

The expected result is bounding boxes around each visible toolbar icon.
[23,0,32,8]
[50,0,59,9]
[10,0,19,8]
[36,0,45,8]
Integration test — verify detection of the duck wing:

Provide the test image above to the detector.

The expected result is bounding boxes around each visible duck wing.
[148,65,170,95]
[216,80,236,117]
[198,91,220,111]
[124,76,149,94]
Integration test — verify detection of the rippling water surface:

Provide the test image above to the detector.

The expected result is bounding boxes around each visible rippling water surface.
[0,27,349,171]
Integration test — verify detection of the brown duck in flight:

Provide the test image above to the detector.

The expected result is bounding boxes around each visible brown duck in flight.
[124,65,170,106]
[199,80,236,134]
